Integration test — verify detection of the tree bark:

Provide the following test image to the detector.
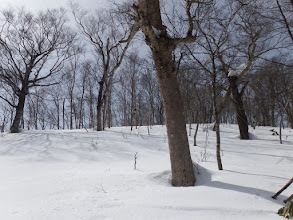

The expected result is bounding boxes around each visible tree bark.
[70,92,73,130]
[272,178,293,199]
[130,77,136,131]
[34,99,38,130]
[158,70,196,186]
[107,86,112,129]
[96,80,105,131]
[214,122,223,170]
[54,98,60,130]
[62,98,65,129]
[10,93,26,133]
[89,87,94,129]
[136,0,196,186]
[193,122,199,146]
[229,76,249,140]
[212,75,223,170]
[79,80,85,129]
[284,194,293,203]
[102,93,107,131]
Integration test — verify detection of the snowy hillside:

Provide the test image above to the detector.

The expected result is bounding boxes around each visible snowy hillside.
[0,124,292,220]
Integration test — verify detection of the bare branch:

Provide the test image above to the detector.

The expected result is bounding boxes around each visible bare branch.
[276,0,293,42]
[0,95,17,108]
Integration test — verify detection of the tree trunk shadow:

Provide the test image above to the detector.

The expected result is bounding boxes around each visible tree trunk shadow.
[195,165,287,205]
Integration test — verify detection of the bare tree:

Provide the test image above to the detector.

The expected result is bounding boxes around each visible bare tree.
[62,46,83,129]
[118,53,143,130]
[132,0,207,186]
[186,0,287,139]
[0,102,11,132]
[139,59,164,127]
[71,4,139,131]
[249,57,293,129]
[27,89,42,130]
[47,85,64,129]
[0,8,76,133]
[275,0,293,42]
[226,1,287,139]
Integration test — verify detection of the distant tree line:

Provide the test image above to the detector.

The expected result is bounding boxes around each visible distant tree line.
[0,0,292,134]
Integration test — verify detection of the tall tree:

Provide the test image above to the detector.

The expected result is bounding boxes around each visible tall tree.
[187,0,286,139]
[133,0,202,186]
[0,8,76,133]
[72,4,138,131]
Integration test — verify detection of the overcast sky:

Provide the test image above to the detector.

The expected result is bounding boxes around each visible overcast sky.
[0,0,110,11]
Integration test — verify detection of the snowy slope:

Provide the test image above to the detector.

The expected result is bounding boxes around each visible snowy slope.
[0,124,292,220]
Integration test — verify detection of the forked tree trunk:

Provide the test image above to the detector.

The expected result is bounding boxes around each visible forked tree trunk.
[229,76,249,140]
[136,0,195,186]
[11,92,26,133]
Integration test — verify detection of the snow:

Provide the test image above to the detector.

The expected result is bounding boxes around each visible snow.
[228,63,247,77]
[0,124,292,220]
[152,26,162,37]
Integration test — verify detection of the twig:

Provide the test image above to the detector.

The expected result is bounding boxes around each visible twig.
[134,152,138,170]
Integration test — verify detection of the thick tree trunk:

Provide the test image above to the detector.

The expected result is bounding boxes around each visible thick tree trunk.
[158,70,196,186]
[96,103,102,131]
[229,76,249,140]
[11,93,26,133]
[136,0,195,186]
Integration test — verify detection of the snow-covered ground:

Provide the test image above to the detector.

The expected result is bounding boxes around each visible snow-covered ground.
[0,124,292,220]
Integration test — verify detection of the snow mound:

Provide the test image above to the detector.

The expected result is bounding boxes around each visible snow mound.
[228,63,247,77]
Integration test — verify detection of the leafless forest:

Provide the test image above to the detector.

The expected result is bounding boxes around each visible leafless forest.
[0,0,292,134]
